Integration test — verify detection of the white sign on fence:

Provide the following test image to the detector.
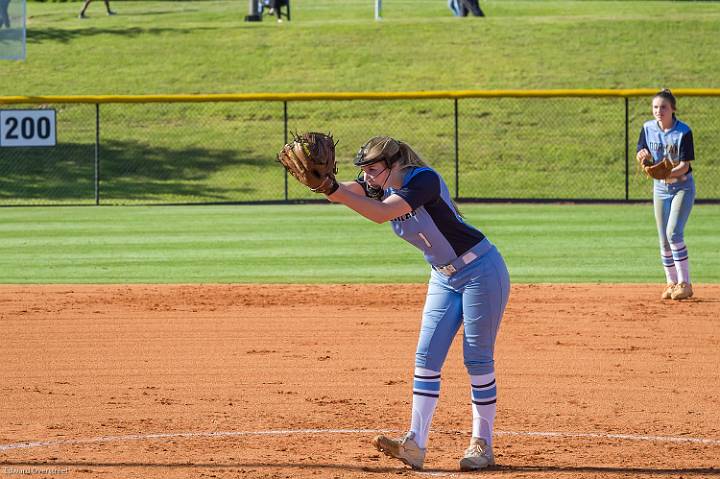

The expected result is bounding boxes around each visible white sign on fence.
[0,109,57,147]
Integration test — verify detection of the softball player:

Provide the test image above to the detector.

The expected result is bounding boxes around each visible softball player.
[325,136,510,471]
[636,89,696,300]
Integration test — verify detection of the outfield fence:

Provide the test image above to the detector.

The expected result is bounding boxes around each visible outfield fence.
[1,89,719,206]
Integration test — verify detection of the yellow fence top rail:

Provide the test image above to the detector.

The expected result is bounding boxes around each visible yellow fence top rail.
[2,89,720,104]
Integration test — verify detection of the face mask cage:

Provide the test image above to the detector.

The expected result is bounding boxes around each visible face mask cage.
[353,147,400,168]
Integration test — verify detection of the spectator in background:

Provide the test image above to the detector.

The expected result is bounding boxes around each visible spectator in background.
[0,0,10,28]
[449,0,485,17]
[448,0,464,16]
[261,0,287,22]
[78,0,116,19]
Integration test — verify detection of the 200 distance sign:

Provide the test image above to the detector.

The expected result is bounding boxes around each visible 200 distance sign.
[0,110,57,147]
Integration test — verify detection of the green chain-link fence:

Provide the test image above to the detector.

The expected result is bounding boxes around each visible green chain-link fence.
[1,90,719,206]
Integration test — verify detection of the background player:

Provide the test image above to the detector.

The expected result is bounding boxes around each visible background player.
[78,0,115,18]
[636,89,696,300]
[324,136,510,471]
[0,0,10,28]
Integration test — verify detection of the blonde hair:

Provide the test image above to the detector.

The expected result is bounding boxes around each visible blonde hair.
[355,136,464,216]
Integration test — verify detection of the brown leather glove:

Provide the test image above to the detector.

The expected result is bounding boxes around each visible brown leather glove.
[277,132,338,194]
[644,158,674,180]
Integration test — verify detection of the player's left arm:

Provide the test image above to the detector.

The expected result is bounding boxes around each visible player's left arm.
[667,161,690,178]
[327,185,412,224]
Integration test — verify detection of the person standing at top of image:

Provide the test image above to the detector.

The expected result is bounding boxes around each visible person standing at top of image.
[0,0,10,28]
[636,89,696,300]
[319,136,509,470]
[78,0,115,19]
[448,0,485,17]
[266,0,286,22]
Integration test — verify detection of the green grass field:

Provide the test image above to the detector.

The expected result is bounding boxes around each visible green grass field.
[4,0,720,94]
[3,1,720,205]
[1,203,718,283]
[1,1,719,284]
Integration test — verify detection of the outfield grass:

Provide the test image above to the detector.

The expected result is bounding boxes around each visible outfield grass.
[4,1,720,94]
[1,2,718,285]
[1,203,718,283]
[2,96,720,205]
[2,1,720,205]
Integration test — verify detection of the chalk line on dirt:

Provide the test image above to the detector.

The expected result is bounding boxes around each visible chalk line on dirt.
[2,428,719,452]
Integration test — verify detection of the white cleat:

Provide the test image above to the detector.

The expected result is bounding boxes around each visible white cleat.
[661,283,677,300]
[671,282,693,300]
[372,431,425,470]
[459,437,495,471]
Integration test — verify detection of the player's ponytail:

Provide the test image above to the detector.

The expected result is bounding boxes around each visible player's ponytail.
[395,141,463,217]
[395,141,427,168]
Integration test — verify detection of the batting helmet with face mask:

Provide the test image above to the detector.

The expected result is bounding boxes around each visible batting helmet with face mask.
[354,136,403,168]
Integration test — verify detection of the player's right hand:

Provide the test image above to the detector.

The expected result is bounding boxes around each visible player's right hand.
[636,148,652,166]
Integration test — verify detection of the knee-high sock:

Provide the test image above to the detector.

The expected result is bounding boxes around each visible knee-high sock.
[671,241,690,284]
[410,367,440,449]
[470,372,497,446]
[661,246,678,284]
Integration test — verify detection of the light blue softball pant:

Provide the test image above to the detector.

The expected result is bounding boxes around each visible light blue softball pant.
[415,239,510,376]
[653,175,695,250]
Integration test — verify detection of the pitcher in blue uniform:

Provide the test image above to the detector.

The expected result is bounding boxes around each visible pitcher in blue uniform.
[636,89,696,300]
[326,136,510,471]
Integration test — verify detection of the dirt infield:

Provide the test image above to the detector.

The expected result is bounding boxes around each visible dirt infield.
[1,284,719,479]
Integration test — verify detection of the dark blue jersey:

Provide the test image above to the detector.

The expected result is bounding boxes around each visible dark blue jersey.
[387,167,486,267]
[638,119,694,174]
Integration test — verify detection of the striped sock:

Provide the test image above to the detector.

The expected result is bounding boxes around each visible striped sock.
[671,242,690,284]
[410,367,440,449]
[661,247,678,284]
[470,372,497,446]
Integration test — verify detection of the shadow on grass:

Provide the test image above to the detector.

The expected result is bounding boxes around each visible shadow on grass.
[115,9,202,17]
[27,26,216,44]
[0,139,277,203]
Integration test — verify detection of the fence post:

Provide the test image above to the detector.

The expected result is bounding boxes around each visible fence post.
[624,97,629,201]
[283,101,288,202]
[94,103,100,206]
[454,98,459,200]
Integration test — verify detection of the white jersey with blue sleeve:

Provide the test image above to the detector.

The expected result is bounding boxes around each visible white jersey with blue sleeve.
[386,167,486,267]
[637,119,695,173]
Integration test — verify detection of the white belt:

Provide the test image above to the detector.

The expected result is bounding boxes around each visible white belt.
[435,264,458,276]
[434,250,480,277]
[662,174,687,185]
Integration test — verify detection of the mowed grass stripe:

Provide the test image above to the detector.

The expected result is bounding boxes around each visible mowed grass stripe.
[0,204,717,284]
